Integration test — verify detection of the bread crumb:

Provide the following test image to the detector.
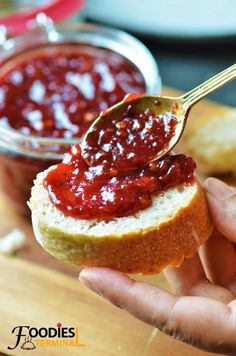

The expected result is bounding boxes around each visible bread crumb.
[0,228,26,255]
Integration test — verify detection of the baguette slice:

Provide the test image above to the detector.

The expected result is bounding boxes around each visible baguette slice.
[29,169,213,274]
[181,109,236,176]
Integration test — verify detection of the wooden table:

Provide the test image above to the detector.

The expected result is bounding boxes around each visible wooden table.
[0,87,233,356]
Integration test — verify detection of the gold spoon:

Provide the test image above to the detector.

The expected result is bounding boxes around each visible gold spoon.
[82,63,236,169]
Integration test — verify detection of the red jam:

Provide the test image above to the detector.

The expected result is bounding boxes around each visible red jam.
[44,145,196,220]
[83,102,178,171]
[0,43,146,138]
[0,43,146,215]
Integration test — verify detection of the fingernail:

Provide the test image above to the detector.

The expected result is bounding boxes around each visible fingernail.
[204,178,236,200]
[79,270,102,295]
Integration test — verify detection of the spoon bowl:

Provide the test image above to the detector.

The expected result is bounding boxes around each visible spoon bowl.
[82,63,236,170]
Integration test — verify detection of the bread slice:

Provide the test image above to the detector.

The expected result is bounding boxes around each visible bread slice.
[180,109,236,176]
[29,169,213,274]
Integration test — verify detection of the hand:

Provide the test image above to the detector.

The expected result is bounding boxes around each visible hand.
[79,178,236,355]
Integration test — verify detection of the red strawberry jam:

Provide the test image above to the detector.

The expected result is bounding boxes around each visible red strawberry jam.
[0,42,146,215]
[44,145,196,220]
[0,43,146,138]
[82,102,178,171]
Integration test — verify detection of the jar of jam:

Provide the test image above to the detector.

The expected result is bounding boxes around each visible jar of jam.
[0,15,161,215]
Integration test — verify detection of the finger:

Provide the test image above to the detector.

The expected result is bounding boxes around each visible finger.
[164,254,206,295]
[164,253,234,302]
[199,229,236,295]
[79,268,236,354]
[204,178,236,242]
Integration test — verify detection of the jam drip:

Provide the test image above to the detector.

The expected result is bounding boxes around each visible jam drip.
[0,44,146,138]
[83,104,178,171]
[44,145,196,220]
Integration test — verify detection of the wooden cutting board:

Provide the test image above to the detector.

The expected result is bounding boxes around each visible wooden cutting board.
[0,255,218,356]
[0,87,234,356]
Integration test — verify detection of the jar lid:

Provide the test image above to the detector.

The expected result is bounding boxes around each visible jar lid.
[0,0,84,37]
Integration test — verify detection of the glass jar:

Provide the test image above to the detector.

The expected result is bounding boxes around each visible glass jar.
[0,17,161,215]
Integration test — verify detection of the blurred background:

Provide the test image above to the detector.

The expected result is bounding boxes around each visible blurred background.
[0,0,236,105]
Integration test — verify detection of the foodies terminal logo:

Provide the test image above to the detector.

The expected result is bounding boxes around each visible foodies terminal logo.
[7,323,85,350]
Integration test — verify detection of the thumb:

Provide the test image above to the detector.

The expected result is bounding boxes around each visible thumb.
[204,177,236,243]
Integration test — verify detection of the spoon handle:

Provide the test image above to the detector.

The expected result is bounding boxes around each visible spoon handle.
[181,63,236,110]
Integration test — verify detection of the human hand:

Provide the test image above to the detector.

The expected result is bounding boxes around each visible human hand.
[79,178,236,355]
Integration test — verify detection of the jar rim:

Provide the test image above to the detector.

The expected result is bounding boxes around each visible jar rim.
[0,22,161,160]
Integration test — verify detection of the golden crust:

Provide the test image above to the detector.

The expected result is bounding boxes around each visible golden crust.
[33,184,213,274]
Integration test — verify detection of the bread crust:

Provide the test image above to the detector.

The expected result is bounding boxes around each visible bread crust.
[31,178,213,274]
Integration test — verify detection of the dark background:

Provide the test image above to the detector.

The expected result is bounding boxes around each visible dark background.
[88,12,236,107]
[138,36,236,107]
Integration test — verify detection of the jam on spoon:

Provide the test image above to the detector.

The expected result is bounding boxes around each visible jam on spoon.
[82,94,179,171]
[82,63,236,168]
